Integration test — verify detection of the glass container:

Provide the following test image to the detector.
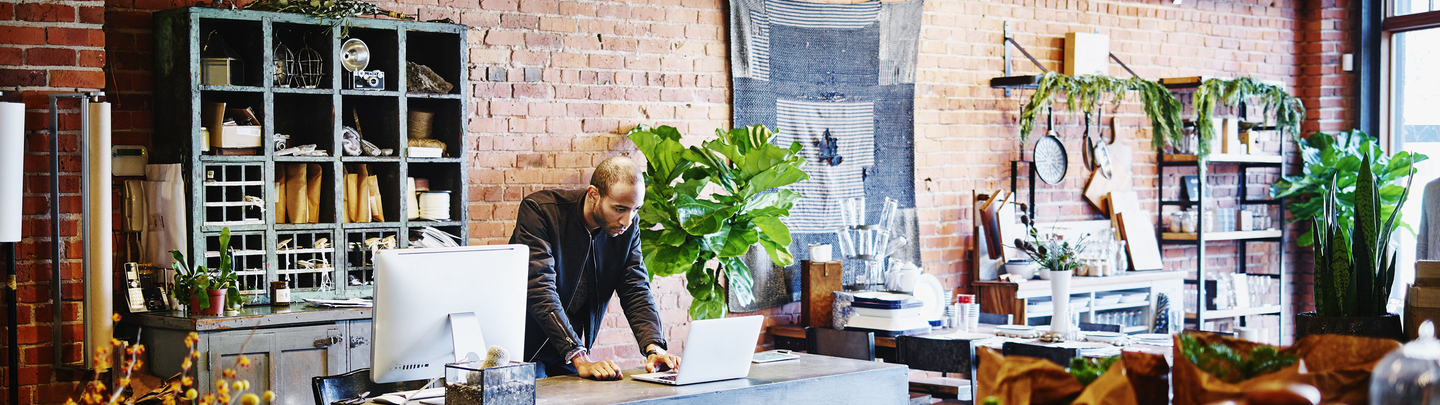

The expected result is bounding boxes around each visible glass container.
[1370,320,1440,404]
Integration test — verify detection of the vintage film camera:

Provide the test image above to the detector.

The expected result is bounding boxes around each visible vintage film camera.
[341,38,385,91]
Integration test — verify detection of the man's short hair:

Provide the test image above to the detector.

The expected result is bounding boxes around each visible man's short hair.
[590,157,641,197]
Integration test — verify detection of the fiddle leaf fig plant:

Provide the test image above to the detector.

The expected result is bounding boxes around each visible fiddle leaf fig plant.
[1270,130,1427,246]
[628,124,809,320]
[170,227,244,311]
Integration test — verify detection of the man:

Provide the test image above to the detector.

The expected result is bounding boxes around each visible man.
[510,157,681,380]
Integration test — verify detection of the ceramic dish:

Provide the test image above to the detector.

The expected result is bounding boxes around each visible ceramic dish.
[1093,295,1122,307]
[912,273,947,323]
[1120,292,1149,303]
[994,325,1040,338]
[1084,331,1128,345]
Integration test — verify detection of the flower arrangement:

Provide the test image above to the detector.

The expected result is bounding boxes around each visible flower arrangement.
[1010,212,1091,273]
[63,314,275,405]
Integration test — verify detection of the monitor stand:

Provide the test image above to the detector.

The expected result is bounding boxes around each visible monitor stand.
[448,312,487,363]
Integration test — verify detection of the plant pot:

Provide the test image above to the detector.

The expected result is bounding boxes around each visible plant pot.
[1293,311,1404,341]
[187,289,227,316]
[1046,270,1073,335]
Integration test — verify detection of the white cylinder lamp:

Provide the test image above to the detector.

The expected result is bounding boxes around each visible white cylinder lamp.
[85,101,113,370]
[0,101,23,242]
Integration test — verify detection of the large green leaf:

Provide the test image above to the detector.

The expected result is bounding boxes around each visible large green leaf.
[642,239,701,278]
[719,256,754,307]
[700,223,732,254]
[757,232,795,267]
[752,216,792,247]
[719,225,758,258]
[675,196,727,236]
[690,294,726,320]
[742,165,810,199]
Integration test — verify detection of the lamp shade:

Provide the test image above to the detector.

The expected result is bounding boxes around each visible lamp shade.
[0,101,23,242]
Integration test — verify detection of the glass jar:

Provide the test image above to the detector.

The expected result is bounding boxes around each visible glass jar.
[269,280,291,306]
[1370,320,1440,404]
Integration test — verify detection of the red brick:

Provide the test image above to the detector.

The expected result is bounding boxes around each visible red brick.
[0,26,47,45]
[16,3,75,22]
[0,48,26,66]
[0,69,47,86]
[46,27,104,47]
[79,6,104,24]
[0,2,13,20]
[26,48,76,66]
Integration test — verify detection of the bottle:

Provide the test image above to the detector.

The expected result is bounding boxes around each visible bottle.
[270,280,291,306]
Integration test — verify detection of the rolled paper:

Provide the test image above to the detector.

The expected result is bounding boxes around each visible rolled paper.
[86,102,113,370]
[0,101,23,242]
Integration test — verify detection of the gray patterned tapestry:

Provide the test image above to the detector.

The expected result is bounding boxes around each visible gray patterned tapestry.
[728,0,924,312]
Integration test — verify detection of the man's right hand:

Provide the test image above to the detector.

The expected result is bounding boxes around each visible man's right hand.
[573,355,623,381]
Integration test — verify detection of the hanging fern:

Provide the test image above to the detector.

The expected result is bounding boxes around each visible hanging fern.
[1191,77,1306,157]
[245,0,409,37]
[1017,72,1184,155]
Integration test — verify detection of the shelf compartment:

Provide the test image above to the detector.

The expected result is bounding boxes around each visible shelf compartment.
[407,224,464,248]
[198,18,265,87]
[203,231,268,296]
[405,98,461,158]
[340,27,399,92]
[341,95,401,153]
[1185,305,1283,320]
[201,163,266,226]
[343,163,401,223]
[275,163,337,224]
[273,93,336,154]
[1161,230,1282,242]
[408,162,462,222]
[404,30,462,95]
[1161,154,1283,165]
[271,22,333,90]
[199,91,266,156]
[344,228,400,287]
[275,229,337,291]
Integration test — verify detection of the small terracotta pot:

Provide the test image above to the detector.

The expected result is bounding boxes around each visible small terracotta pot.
[187,289,227,316]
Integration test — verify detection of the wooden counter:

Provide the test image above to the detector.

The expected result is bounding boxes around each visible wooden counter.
[535,352,908,405]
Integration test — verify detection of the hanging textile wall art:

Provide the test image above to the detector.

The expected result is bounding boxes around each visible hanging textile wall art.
[728,0,924,312]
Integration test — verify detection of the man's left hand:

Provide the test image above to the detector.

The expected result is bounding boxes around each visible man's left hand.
[644,346,681,373]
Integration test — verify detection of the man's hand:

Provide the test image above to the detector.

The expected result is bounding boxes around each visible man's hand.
[573,354,623,381]
[644,345,681,373]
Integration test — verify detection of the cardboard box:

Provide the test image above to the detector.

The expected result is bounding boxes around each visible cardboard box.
[1418,260,1440,288]
[213,125,262,148]
[1406,285,1440,340]
[1064,32,1109,76]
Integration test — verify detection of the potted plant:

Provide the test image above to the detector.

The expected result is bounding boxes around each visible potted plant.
[627,124,809,320]
[1012,212,1091,341]
[1297,148,1414,340]
[170,227,244,316]
[1271,130,1427,246]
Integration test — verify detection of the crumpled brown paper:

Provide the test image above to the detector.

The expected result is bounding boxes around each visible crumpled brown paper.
[1172,332,1397,405]
[978,347,1167,405]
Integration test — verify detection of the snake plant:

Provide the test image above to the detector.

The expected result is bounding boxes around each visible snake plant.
[1310,148,1415,317]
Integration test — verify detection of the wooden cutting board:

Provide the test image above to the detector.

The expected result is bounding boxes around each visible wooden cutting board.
[1117,211,1164,271]
[1082,141,1134,216]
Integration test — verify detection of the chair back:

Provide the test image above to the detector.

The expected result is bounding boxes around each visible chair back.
[312,369,429,405]
[1000,341,1077,367]
[806,327,876,361]
[895,335,972,373]
[1078,322,1121,332]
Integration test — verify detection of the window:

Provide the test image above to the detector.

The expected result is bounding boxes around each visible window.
[1385,4,1440,312]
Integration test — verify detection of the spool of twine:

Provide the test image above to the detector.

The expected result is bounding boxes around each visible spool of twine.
[408,110,434,139]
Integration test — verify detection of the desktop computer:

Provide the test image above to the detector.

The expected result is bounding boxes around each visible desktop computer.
[370,245,528,384]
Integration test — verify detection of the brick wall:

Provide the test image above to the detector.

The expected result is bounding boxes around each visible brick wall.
[0,0,1359,402]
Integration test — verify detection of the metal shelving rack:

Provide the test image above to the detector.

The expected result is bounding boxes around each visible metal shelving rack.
[153,7,469,304]
[1157,79,1288,343]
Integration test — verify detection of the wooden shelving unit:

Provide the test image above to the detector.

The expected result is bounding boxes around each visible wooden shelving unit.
[153,7,469,304]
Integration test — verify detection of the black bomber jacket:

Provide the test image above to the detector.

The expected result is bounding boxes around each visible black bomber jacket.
[509,189,666,364]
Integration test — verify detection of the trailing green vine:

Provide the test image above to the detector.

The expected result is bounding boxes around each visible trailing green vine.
[244,0,408,36]
[1191,77,1306,157]
[1017,72,1184,156]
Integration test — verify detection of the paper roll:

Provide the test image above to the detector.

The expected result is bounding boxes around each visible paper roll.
[0,102,23,242]
[86,102,113,370]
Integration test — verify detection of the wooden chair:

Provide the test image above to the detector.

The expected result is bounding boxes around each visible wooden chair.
[896,335,976,404]
[312,369,429,405]
[1078,322,1121,332]
[806,327,876,361]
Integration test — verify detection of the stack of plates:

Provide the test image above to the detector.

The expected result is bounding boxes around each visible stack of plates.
[1094,293,1122,307]
[1120,292,1149,303]
[994,324,1039,338]
[1084,331,1127,345]
[1131,333,1173,346]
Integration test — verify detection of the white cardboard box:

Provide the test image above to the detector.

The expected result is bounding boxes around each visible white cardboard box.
[213,125,262,148]
[1064,32,1109,76]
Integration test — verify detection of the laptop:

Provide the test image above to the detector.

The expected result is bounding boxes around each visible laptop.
[631,315,764,386]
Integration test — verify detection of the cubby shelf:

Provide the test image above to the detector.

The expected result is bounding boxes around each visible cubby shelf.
[155,7,469,304]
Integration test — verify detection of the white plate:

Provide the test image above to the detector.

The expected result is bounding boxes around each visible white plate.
[1056,341,1111,350]
[1132,333,1171,341]
[912,274,946,322]
[995,325,1035,332]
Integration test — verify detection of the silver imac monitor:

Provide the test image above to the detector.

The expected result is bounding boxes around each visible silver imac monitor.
[370,245,527,384]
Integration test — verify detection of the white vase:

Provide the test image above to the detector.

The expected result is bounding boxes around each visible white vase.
[1046,270,1073,335]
